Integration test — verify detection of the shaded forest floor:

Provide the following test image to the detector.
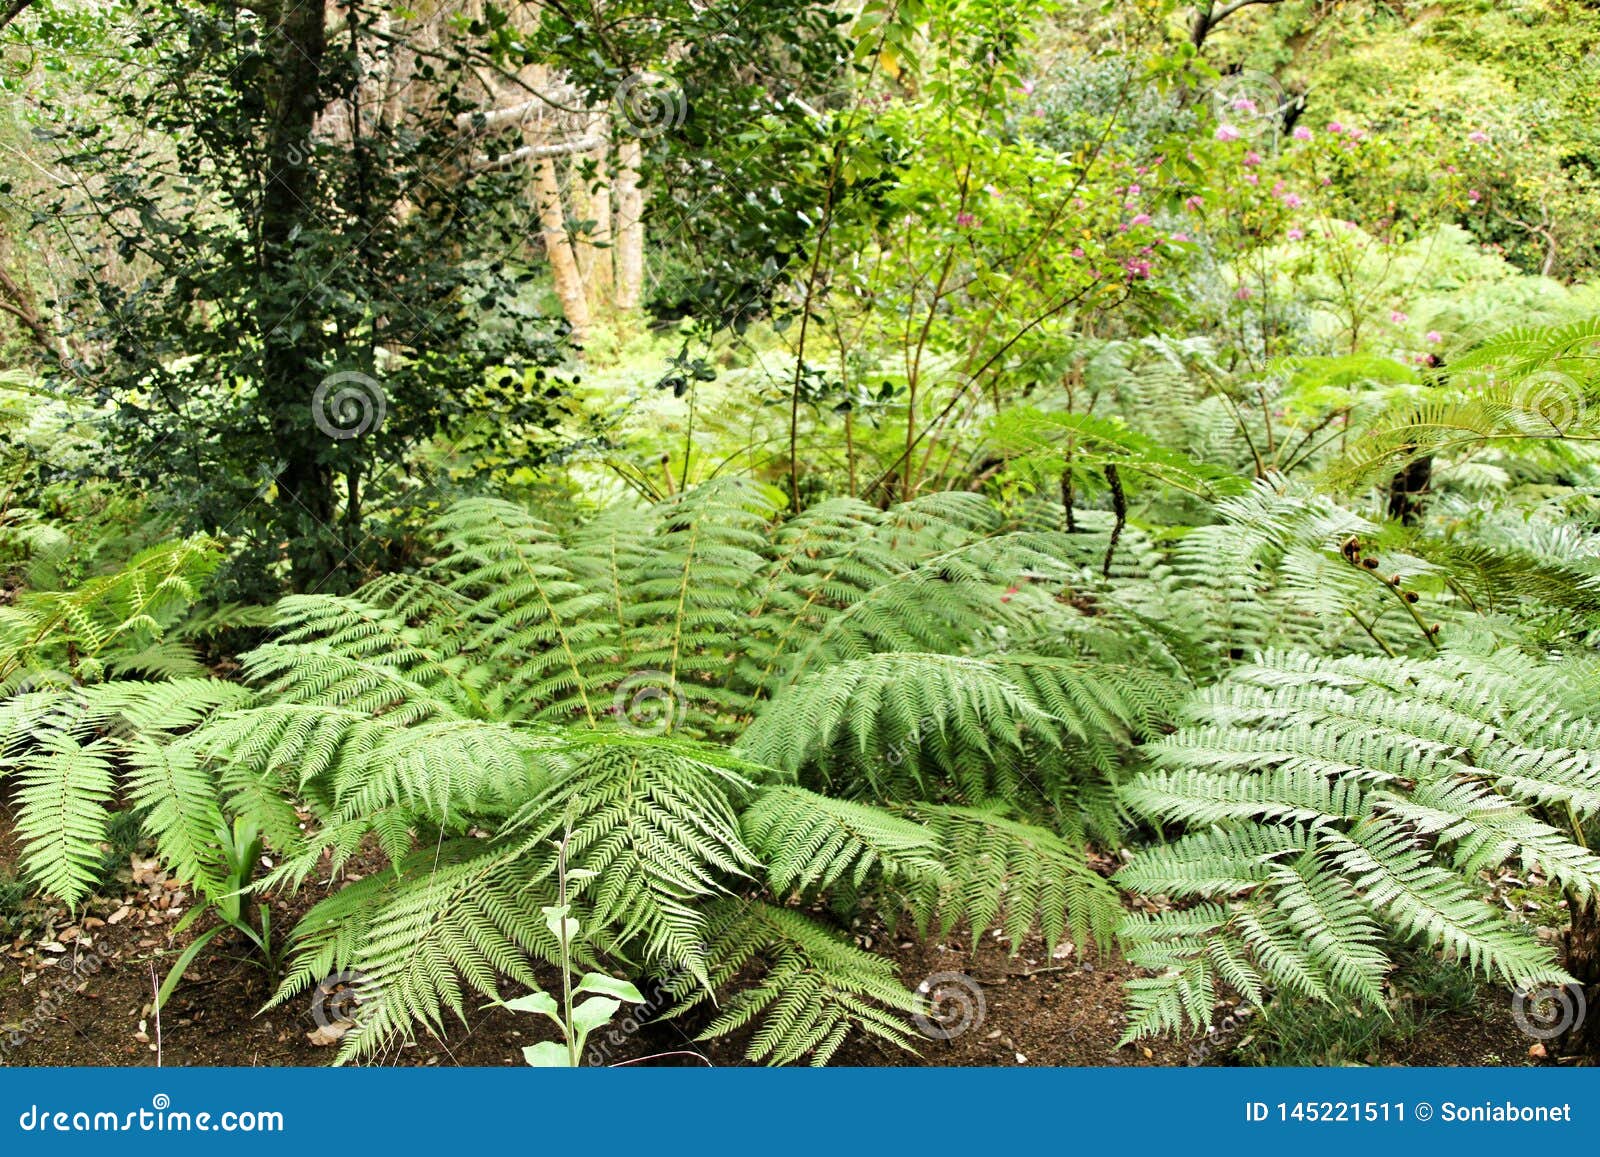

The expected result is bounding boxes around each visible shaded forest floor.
[0,824,1544,1069]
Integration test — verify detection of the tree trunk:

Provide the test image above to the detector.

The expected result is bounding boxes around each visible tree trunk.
[614,136,645,311]
[0,1,35,33]
[1387,355,1443,524]
[532,154,590,339]
[1556,900,1600,1060]
[583,138,614,309]
[257,0,339,590]
[0,250,59,359]
[570,154,594,285]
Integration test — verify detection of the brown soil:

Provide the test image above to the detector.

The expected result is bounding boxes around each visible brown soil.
[0,826,1544,1069]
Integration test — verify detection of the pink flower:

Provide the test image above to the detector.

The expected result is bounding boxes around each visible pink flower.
[1129,213,1151,227]
[956,212,976,228]
[1234,286,1253,300]
[1215,124,1241,141]
[1426,330,1443,344]
[1321,176,1332,186]
[1390,310,1408,324]
[1327,121,1344,134]
[1292,126,1313,141]
[1231,97,1258,114]
[1244,173,1259,186]
[1244,151,1263,166]
[1184,195,1204,211]
[1170,232,1189,242]
[1282,193,1302,208]
[1020,80,1035,96]
[1347,127,1365,140]
[1286,227,1304,241]
[1123,257,1152,279]
[1071,247,1085,258]
[1467,188,1481,203]
[1468,130,1489,144]
[1127,183,1142,196]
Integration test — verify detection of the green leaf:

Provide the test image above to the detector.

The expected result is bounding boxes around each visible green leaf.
[574,974,645,1003]
[156,924,227,1011]
[571,995,622,1056]
[503,991,562,1021]
[542,903,580,943]
[521,1041,574,1067]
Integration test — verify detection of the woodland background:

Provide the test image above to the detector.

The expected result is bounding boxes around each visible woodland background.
[1,0,1599,1068]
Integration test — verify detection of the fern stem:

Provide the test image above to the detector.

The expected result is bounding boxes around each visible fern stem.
[1101,464,1125,579]
[1346,610,1397,658]
[556,832,577,1068]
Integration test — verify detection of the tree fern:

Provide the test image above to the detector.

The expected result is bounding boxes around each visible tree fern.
[1334,314,1600,489]
[0,478,1210,1063]
[1117,650,1595,1041]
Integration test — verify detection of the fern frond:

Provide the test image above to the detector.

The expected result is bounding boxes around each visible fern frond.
[1117,650,1587,1039]
[904,803,1122,955]
[675,900,921,1066]
[741,785,945,897]
[12,730,114,907]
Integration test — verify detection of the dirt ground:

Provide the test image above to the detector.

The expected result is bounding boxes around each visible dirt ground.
[0,825,1546,1070]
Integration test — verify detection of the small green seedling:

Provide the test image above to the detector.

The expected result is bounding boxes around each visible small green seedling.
[502,839,645,1066]
[157,816,279,1010]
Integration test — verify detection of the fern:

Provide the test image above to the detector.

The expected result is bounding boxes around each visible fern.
[0,476,1207,1063]
[1117,650,1594,1041]
[0,537,223,682]
[664,900,923,1066]
[741,786,946,897]
[1335,315,1600,489]
[902,803,1122,956]
[217,480,1179,1062]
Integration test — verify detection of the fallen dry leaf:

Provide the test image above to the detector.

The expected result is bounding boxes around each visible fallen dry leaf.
[306,1022,349,1047]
